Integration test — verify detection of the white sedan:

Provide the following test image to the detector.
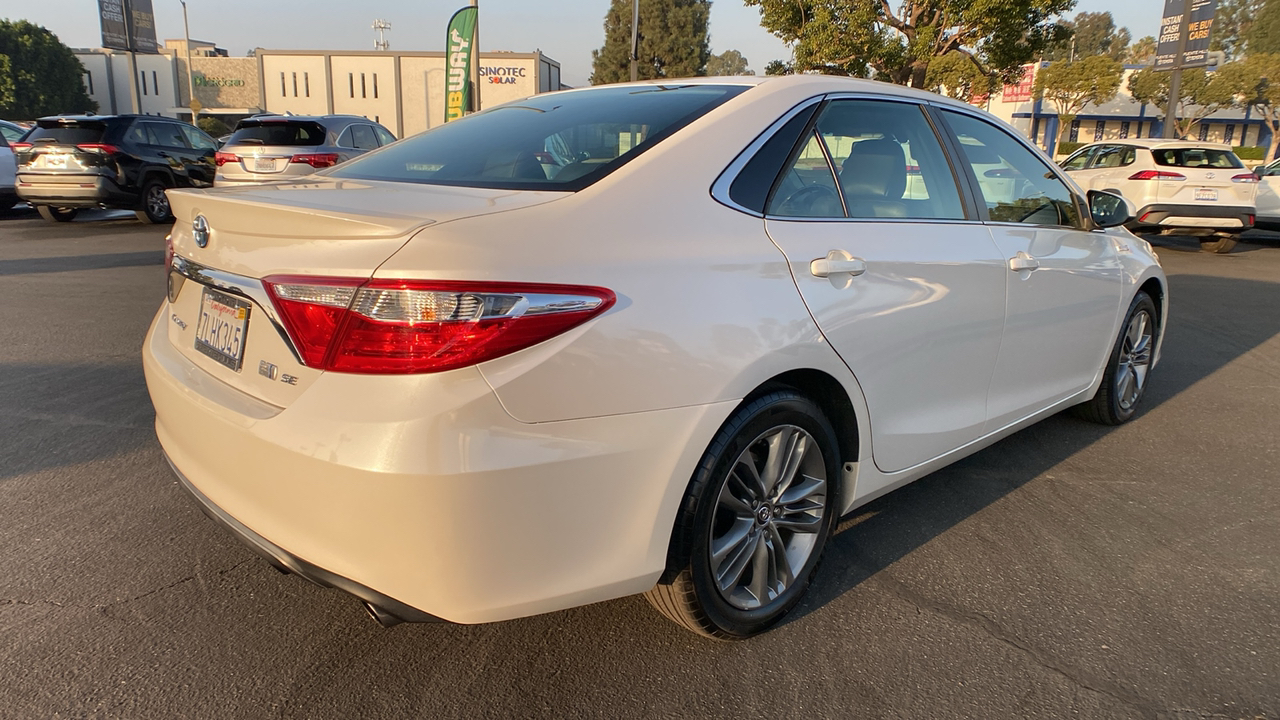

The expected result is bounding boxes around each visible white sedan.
[144,75,1167,639]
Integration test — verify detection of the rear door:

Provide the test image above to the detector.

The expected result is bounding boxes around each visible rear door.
[936,108,1123,431]
[763,97,1007,476]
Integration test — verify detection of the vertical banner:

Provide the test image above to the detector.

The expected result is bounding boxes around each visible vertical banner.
[98,0,160,53]
[444,6,478,123]
[128,0,161,54]
[1154,0,1218,69]
[98,0,130,50]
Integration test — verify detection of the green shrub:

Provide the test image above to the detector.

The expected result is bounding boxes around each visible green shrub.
[1055,141,1085,156]
[1233,146,1266,161]
[196,116,230,137]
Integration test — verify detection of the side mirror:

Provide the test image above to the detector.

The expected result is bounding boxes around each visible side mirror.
[1255,167,1267,179]
[1087,189,1134,229]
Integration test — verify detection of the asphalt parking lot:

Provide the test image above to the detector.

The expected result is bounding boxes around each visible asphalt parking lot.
[1,207,1277,719]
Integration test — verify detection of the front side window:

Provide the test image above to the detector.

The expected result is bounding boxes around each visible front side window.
[373,126,396,146]
[1060,146,1096,171]
[327,84,748,191]
[143,122,189,148]
[350,124,379,150]
[180,125,218,151]
[767,99,965,220]
[941,110,1082,228]
[1091,145,1135,169]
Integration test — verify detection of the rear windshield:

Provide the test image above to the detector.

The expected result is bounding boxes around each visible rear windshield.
[1151,147,1243,169]
[228,120,328,146]
[327,84,749,191]
[28,120,107,145]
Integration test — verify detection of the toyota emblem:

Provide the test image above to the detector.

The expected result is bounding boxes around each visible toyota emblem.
[192,214,210,248]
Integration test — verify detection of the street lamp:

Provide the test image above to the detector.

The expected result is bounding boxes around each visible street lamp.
[180,0,199,124]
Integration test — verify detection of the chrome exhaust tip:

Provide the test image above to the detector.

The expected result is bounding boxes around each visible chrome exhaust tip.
[362,600,404,628]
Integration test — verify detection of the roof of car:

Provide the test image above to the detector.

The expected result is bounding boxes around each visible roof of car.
[35,114,183,123]
[1079,139,1235,151]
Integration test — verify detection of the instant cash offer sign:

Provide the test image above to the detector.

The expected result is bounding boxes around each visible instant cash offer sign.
[98,0,160,53]
[444,6,478,123]
[1155,0,1218,69]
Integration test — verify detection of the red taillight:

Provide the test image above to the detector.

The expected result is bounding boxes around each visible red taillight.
[1248,214,1256,225]
[164,234,174,272]
[76,143,119,154]
[263,277,615,374]
[1232,173,1259,183]
[214,151,239,166]
[1129,170,1186,181]
[290,153,340,168]
[10,142,32,151]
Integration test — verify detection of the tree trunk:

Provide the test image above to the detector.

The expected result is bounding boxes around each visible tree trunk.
[909,62,928,89]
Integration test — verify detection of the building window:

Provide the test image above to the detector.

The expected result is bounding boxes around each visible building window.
[1069,118,1080,143]
[1119,121,1130,139]
[1198,123,1210,141]
[1224,124,1235,144]
[361,73,367,99]
[140,70,148,96]
[304,72,310,98]
[349,73,355,98]
[292,72,298,97]
[1094,120,1105,141]
[153,71,158,96]
[1136,122,1144,138]
[85,71,94,95]
[373,73,379,99]
[281,72,287,96]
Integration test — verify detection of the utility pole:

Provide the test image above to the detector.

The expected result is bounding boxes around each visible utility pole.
[1164,0,1192,139]
[122,0,141,113]
[181,0,198,123]
[630,0,639,82]
[469,0,481,113]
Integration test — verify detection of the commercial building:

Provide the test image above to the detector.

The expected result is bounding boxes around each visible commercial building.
[74,43,564,138]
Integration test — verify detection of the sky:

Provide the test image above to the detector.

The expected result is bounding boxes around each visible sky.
[11,0,1169,88]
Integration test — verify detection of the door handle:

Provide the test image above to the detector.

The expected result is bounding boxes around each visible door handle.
[156,151,169,158]
[1008,251,1040,272]
[810,251,867,278]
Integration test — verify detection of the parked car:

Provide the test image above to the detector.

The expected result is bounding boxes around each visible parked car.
[0,119,26,212]
[1252,156,1280,229]
[146,76,1166,639]
[13,114,219,223]
[1060,140,1258,253]
[213,115,396,186]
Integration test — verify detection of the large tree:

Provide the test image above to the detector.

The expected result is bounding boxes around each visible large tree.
[1248,0,1280,55]
[1212,0,1262,60]
[1217,54,1280,161]
[1033,55,1123,144]
[743,0,1073,88]
[0,19,95,118]
[1044,11,1131,62]
[590,0,711,84]
[925,51,996,103]
[1127,66,1236,139]
[706,49,755,76]
[1127,36,1157,66]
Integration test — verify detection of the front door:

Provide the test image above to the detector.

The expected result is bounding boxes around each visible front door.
[937,110,1124,432]
[764,98,1007,476]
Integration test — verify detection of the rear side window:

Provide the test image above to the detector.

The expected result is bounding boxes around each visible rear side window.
[27,120,107,145]
[328,84,748,191]
[1152,147,1242,169]
[229,120,328,147]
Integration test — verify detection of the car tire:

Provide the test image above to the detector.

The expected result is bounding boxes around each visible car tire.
[36,205,78,222]
[645,390,842,639]
[136,180,174,224]
[1199,234,1239,254]
[1074,291,1158,426]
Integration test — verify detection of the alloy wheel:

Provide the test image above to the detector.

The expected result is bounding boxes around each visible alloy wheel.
[1115,309,1153,411]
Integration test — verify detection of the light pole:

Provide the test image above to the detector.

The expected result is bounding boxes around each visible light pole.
[180,0,198,124]
[630,0,639,82]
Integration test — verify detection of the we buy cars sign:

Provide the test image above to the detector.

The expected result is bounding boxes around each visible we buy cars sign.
[1155,0,1217,69]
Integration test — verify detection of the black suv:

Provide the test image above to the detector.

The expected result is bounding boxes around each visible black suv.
[15,114,218,224]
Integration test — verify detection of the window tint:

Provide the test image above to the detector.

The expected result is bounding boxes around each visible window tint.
[373,126,397,146]
[1060,146,1095,171]
[767,99,964,220]
[1092,145,1134,168]
[180,125,218,151]
[350,124,379,150]
[328,84,748,191]
[728,103,820,213]
[767,133,844,217]
[1152,147,1242,169]
[143,122,189,148]
[228,120,327,147]
[941,110,1082,228]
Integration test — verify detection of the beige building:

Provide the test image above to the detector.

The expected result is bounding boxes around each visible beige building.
[74,44,563,140]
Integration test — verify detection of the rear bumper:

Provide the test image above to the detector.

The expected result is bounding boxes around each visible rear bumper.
[142,305,732,624]
[1130,203,1255,232]
[16,173,135,207]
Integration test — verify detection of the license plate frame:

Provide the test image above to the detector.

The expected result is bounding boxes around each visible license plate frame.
[43,153,68,168]
[194,287,251,372]
[253,156,277,173]
[1195,188,1218,201]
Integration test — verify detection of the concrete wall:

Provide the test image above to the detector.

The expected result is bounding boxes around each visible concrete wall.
[329,55,399,133]
[261,54,330,116]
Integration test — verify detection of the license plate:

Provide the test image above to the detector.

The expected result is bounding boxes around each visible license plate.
[1195,188,1218,201]
[194,287,251,371]
[43,153,67,168]
[254,157,276,172]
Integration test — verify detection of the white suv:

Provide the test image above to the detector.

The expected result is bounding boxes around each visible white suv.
[1061,140,1258,253]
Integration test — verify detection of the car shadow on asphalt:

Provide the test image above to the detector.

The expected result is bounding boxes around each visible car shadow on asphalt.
[786,270,1280,628]
[0,251,162,276]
